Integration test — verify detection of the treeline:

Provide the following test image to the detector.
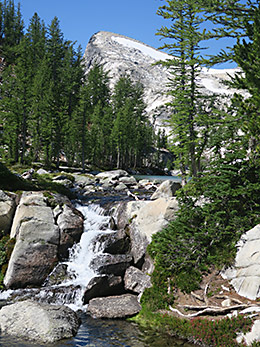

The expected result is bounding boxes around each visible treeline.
[0,1,154,170]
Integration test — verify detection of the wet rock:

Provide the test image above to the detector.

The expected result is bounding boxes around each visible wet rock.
[150,180,181,200]
[87,294,141,319]
[57,204,84,259]
[124,266,152,294]
[0,190,17,233]
[90,253,132,276]
[44,263,69,286]
[83,275,124,304]
[0,300,80,343]
[94,230,130,254]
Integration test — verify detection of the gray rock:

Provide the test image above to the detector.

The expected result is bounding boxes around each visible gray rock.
[90,253,132,276]
[96,170,129,181]
[0,300,80,343]
[0,190,17,233]
[36,168,49,175]
[87,294,141,318]
[114,182,128,191]
[57,204,84,259]
[222,224,260,300]
[150,180,181,200]
[119,176,137,186]
[73,174,95,188]
[4,192,59,289]
[94,230,130,254]
[124,266,152,294]
[83,275,124,304]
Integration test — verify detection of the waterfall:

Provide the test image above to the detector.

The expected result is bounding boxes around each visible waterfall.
[55,203,114,311]
[0,203,115,312]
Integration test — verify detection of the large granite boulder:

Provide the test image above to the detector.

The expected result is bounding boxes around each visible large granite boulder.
[96,170,129,181]
[57,204,84,259]
[127,198,179,263]
[150,180,181,200]
[222,224,260,300]
[0,190,17,233]
[87,294,141,318]
[4,192,59,288]
[94,229,130,254]
[83,275,124,304]
[0,300,80,343]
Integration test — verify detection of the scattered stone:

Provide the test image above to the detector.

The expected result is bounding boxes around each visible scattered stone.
[0,300,80,343]
[36,168,49,175]
[87,294,141,319]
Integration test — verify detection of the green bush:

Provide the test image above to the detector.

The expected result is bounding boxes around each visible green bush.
[145,160,260,301]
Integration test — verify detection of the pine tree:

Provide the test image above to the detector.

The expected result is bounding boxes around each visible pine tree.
[157,0,218,183]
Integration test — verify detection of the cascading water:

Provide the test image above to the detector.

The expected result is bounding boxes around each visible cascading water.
[0,203,115,312]
[54,203,115,311]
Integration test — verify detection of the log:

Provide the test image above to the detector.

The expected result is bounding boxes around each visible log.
[169,304,248,318]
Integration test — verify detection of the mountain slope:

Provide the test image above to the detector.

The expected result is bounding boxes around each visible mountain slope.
[83,31,238,133]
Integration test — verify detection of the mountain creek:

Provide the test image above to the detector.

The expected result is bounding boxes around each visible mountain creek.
[1,169,260,346]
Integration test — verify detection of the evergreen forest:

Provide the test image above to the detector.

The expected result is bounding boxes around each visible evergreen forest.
[0,0,155,171]
[2,0,260,330]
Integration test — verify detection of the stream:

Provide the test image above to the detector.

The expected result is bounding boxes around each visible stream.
[0,197,195,346]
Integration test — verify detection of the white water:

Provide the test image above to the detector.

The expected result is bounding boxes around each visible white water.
[0,203,115,312]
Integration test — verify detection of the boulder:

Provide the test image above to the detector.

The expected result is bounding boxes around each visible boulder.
[4,192,59,288]
[128,198,179,263]
[87,294,141,318]
[96,169,129,181]
[36,168,49,175]
[57,204,84,259]
[124,266,152,294]
[222,224,260,300]
[114,182,128,191]
[90,253,132,276]
[0,300,80,343]
[83,275,124,304]
[119,176,137,186]
[94,230,130,254]
[0,190,17,233]
[150,180,181,200]
[72,174,95,188]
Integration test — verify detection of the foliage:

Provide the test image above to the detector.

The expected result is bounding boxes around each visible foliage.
[146,159,260,297]
[0,161,34,190]
[133,308,253,347]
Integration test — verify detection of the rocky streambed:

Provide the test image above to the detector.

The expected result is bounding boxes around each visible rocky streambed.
[0,169,181,345]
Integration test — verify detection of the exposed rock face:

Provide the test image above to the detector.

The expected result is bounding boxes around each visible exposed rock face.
[150,180,181,200]
[0,190,16,233]
[222,224,260,300]
[4,192,59,289]
[0,300,80,343]
[57,204,84,259]
[87,294,141,319]
[84,31,238,134]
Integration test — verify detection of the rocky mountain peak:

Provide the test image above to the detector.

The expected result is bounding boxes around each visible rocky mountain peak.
[83,31,239,133]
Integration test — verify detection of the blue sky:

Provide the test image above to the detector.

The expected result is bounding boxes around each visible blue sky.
[14,0,236,68]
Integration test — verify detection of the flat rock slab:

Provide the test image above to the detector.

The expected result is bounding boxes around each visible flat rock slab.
[222,224,260,300]
[0,300,80,343]
[87,294,141,318]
